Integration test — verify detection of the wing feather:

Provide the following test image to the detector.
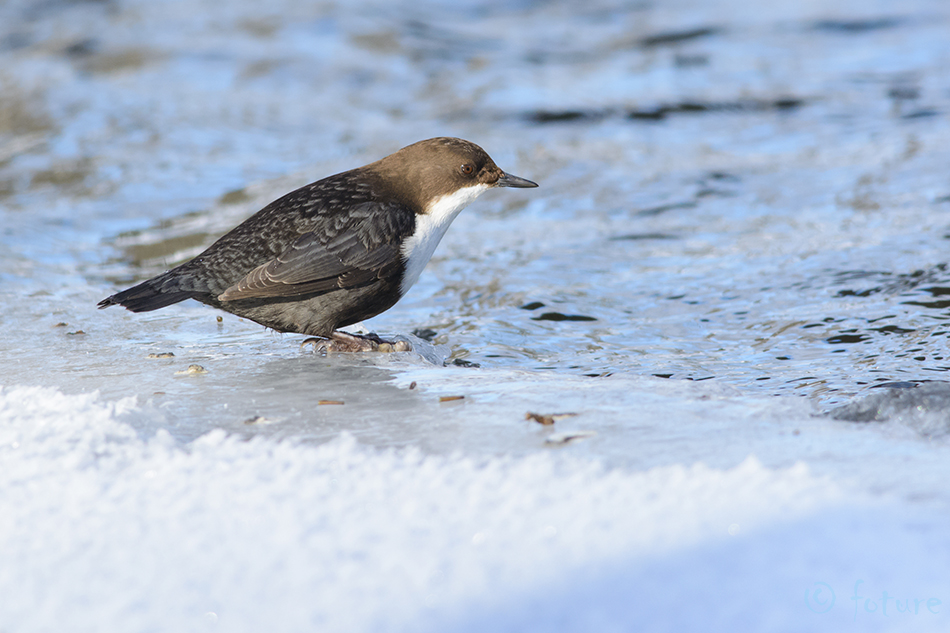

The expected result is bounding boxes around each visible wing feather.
[218,201,414,301]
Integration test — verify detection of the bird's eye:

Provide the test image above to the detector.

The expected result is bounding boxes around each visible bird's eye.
[460,164,475,176]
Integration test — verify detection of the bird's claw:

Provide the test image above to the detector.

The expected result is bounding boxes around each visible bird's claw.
[300,332,412,354]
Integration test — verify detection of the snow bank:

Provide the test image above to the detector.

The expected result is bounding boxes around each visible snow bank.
[4,386,946,632]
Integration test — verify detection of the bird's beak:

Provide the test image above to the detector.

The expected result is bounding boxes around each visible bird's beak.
[496,171,539,188]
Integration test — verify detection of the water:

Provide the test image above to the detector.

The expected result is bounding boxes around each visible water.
[3,0,950,631]
[4,0,950,406]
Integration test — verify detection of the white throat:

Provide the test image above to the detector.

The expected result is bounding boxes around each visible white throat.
[399,183,489,296]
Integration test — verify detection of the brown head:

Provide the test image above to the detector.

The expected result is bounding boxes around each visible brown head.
[369,137,538,213]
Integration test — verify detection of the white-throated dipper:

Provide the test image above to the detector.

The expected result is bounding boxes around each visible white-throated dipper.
[98,137,538,352]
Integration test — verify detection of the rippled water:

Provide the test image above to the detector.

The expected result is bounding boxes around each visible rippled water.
[2,0,950,411]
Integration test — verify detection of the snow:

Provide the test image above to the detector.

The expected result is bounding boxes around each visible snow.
[1,383,948,632]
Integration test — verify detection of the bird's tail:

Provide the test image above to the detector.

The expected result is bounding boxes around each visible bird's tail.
[97,272,196,312]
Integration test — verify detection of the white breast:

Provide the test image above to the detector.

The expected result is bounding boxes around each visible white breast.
[399,183,490,296]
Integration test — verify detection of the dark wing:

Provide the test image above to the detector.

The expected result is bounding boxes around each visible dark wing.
[218,201,415,302]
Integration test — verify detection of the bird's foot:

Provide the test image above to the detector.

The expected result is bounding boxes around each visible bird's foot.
[300,331,412,354]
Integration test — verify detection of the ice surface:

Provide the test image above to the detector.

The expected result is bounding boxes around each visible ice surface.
[3,0,950,630]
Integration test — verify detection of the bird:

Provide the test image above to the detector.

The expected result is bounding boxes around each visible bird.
[98,137,539,352]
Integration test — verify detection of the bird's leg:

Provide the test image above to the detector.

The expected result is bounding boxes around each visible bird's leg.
[300,331,412,353]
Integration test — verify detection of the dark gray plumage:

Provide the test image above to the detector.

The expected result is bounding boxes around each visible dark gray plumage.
[98,138,538,344]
